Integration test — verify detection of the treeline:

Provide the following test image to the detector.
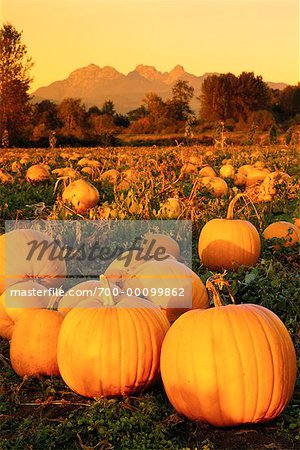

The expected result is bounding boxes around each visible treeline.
[1,23,300,147]
[26,77,300,146]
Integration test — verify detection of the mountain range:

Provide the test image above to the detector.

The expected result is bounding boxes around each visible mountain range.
[32,64,289,114]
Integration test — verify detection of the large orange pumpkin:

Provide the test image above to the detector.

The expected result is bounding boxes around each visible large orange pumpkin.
[0,229,67,295]
[57,295,169,398]
[198,194,261,270]
[161,275,297,427]
[10,309,63,376]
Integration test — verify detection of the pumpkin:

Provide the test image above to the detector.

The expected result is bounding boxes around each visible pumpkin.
[62,179,100,213]
[293,217,300,228]
[245,168,270,187]
[57,293,169,397]
[10,309,63,376]
[199,177,228,198]
[0,229,67,295]
[140,233,180,260]
[86,159,101,168]
[81,166,93,176]
[77,157,91,167]
[122,258,209,322]
[26,165,50,184]
[0,280,49,339]
[237,164,253,177]
[104,250,144,279]
[234,172,247,187]
[159,198,182,219]
[58,277,120,316]
[189,156,202,166]
[123,169,139,181]
[160,275,297,427]
[260,170,290,197]
[198,193,261,270]
[198,166,216,178]
[0,169,14,184]
[263,221,300,249]
[220,164,235,179]
[101,169,119,184]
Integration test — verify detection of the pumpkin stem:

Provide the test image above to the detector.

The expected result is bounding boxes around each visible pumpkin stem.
[226,192,262,230]
[99,275,115,306]
[206,273,235,307]
[226,193,245,219]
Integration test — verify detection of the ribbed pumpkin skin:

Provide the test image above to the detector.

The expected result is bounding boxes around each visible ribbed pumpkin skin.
[161,304,297,427]
[198,218,261,270]
[122,259,209,322]
[10,310,63,376]
[57,298,170,397]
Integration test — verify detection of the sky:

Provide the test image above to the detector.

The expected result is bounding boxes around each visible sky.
[1,0,299,92]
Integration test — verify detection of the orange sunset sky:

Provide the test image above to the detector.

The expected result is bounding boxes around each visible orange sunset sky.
[1,0,299,91]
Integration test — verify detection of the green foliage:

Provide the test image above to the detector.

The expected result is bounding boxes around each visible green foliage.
[0,23,33,144]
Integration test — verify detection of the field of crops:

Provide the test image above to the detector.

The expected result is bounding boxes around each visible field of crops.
[0,143,299,449]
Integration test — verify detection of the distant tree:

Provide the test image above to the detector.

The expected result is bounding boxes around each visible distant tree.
[32,100,61,130]
[200,72,270,123]
[278,85,300,118]
[200,73,237,121]
[167,80,194,121]
[58,98,86,137]
[127,105,147,122]
[101,100,115,116]
[88,105,102,116]
[142,92,169,132]
[235,72,270,121]
[113,113,130,128]
[0,23,34,145]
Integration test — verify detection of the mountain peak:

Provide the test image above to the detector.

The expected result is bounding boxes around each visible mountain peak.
[134,64,166,80]
[69,64,122,81]
[170,64,185,75]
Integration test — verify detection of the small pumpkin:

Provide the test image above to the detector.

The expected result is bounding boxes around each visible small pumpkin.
[198,194,261,270]
[245,168,270,187]
[220,164,235,179]
[26,165,50,184]
[263,221,300,249]
[10,309,63,377]
[160,275,297,427]
[101,169,119,184]
[199,166,216,178]
[62,179,100,213]
[199,177,228,198]
[159,198,183,219]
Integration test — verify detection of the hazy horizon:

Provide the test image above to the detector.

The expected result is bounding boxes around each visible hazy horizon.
[1,0,299,92]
